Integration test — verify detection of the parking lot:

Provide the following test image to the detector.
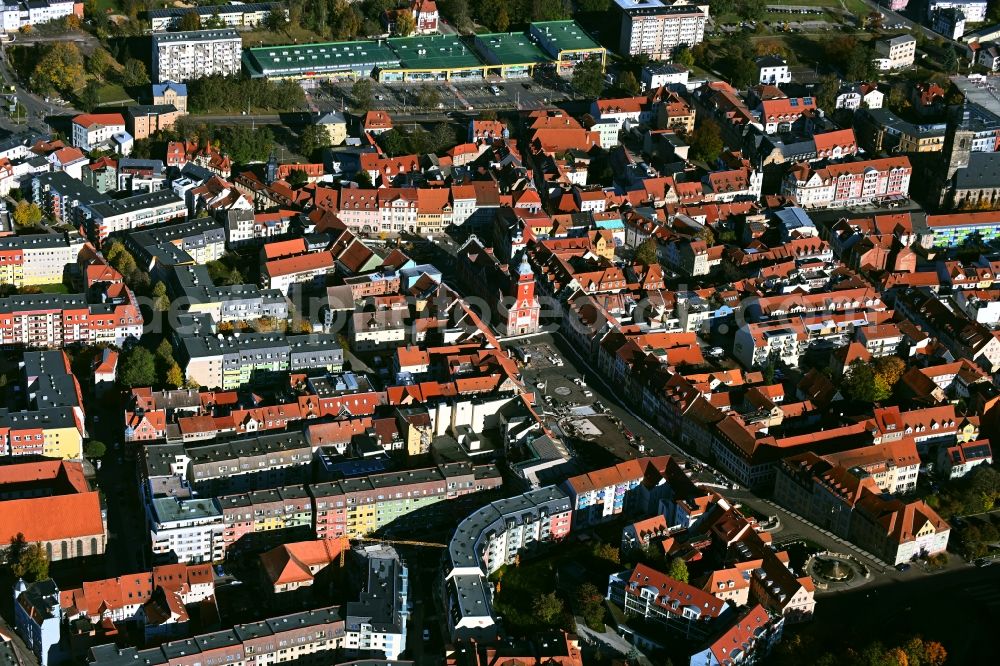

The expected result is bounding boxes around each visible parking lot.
[320,71,575,114]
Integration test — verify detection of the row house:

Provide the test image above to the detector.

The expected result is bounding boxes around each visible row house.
[217,485,313,553]
[608,564,729,640]
[560,456,674,527]
[0,292,142,349]
[782,157,912,209]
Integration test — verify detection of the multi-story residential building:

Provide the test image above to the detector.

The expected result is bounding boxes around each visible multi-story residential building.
[344,545,408,660]
[0,459,106,563]
[147,3,282,31]
[0,292,142,349]
[216,485,313,553]
[151,29,242,83]
[147,496,225,564]
[444,486,572,640]
[179,333,344,390]
[615,0,708,60]
[13,579,64,666]
[33,172,106,226]
[183,432,313,495]
[937,439,992,479]
[0,233,84,287]
[263,251,337,294]
[561,456,673,527]
[87,607,346,666]
[1,351,86,459]
[608,563,730,639]
[82,189,187,243]
[0,0,80,34]
[127,104,181,141]
[126,217,227,270]
[782,157,912,208]
[170,264,288,326]
[688,604,785,666]
[71,114,128,153]
[927,0,987,22]
[774,453,951,565]
[756,55,791,85]
[874,34,917,70]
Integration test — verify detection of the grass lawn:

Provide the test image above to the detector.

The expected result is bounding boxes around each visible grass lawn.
[93,0,121,11]
[31,282,70,293]
[242,24,326,47]
[96,83,133,106]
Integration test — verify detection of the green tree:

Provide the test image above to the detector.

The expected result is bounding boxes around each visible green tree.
[12,200,42,227]
[816,74,841,114]
[379,129,409,156]
[156,338,175,366]
[843,360,891,403]
[431,123,456,152]
[3,533,49,582]
[634,238,658,265]
[690,119,724,164]
[84,440,107,459]
[351,77,375,114]
[87,47,116,81]
[166,363,184,389]
[572,57,604,99]
[299,124,332,160]
[121,58,150,87]
[739,0,767,20]
[592,542,620,564]
[846,45,876,82]
[576,582,606,631]
[118,346,158,388]
[78,79,102,112]
[396,11,416,36]
[668,556,689,583]
[873,356,906,388]
[942,46,959,75]
[578,0,610,10]
[286,168,309,188]
[618,71,641,97]
[30,42,85,95]
[531,591,563,624]
[264,7,288,31]
[179,10,201,31]
[152,280,169,311]
[355,170,373,187]
[675,46,695,69]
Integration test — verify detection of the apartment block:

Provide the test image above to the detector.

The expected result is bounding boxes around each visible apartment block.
[148,497,225,564]
[0,292,142,349]
[179,333,344,390]
[874,34,917,70]
[782,157,912,209]
[71,114,127,153]
[0,0,79,34]
[561,456,673,527]
[87,607,345,666]
[0,233,84,287]
[147,3,282,31]
[82,189,187,244]
[615,0,708,60]
[151,29,243,83]
[344,545,408,660]
[170,264,289,326]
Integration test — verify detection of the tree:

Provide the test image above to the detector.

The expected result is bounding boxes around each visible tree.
[531,591,563,624]
[84,440,107,459]
[675,46,695,69]
[667,557,689,583]
[873,356,905,388]
[843,360,891,403]
[942,46,959,75]
[576,582,606,631]
[817,74,841,114]
[12,200,42,227]
[121,58,150,87]
[592,542,620,564]
[299,124,332,160]
[166,363,184,389]
[618,71,641,97]
[846,45,876,82]
[572,57,604,99]
[30,42,85,95]
[739,0,767,20]
[634,238,658,265]
[155,338,175,366]
[152,280,169,311]
[204,13,226,29]
[690,119,724,164]
[87,47,117,81]
[431,122,456,152]
[79,79,102,112]
[286,168,309,188]
[3,533,48,582]
[179,10,201,31]
[351,77,375,114]
[396,11,416,36]
[118,346,157,388]
[264,7,288,31]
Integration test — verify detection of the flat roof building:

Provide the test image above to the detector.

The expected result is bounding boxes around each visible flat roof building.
[529,20,606,74]
[379,34,486,82]
[472,32,552,78]
[244,40,401,80]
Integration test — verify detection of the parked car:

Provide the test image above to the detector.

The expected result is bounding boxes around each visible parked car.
[895,563,911,572]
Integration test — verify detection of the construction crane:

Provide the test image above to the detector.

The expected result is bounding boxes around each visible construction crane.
[338,535,446,566]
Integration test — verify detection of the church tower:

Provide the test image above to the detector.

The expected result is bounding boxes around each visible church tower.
[943,104,974,181]
[507,254,540,336]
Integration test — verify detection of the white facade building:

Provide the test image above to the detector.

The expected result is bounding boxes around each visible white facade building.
[148,497,225,564]
[151,29,242,83]
[616,0,708,60]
